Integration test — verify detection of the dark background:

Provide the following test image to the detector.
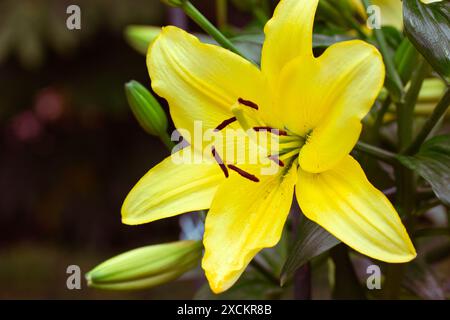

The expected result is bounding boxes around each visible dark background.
[0,0,243,299]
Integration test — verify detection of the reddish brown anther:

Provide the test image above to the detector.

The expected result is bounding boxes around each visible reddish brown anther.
[212,147,229,178]
[227,164,260,182]
[253,127,288,136]
[214,117,237,131]
[238,98,259,110]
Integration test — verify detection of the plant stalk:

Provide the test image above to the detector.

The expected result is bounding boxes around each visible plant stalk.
[181,1,249,60]
[404,88,450,155]
[355,141,397,165]
[361,0,404,102]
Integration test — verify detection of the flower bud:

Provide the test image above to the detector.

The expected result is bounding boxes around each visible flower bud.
[124,25,161,55]
[125,80,168,138]
[86,240,202,290]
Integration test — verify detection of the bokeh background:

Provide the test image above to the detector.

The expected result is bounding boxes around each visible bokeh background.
[0,0,237,299]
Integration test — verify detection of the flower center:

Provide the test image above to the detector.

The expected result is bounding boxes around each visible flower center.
[211,98,306,182]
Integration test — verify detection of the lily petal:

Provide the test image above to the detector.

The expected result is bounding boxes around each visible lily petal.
[297,40,385,173]
[261,0,319,88]
[122,153,224,225]
[296,155,416,263]
[202,165,297,293]
[147,26,271,141]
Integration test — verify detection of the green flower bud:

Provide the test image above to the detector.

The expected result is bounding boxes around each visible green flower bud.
[86,240,202,290]
[125,80,168,138]
[124,25,161,55]
[160,0,185,8]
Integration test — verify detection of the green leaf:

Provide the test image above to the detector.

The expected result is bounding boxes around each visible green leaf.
[394,38,419,84]
[403,0,450,83]
[403,258,445,300]
[397,135,450,205]
[280,216,340,286]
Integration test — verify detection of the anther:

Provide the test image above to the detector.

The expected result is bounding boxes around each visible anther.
[211,147,229,178]
[238,98,259,110]
[227,165,260,182]
[253,127,288,136]
[214,117,237,131]
[268,155,285,167]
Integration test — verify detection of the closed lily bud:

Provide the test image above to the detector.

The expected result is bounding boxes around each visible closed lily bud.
[124,25,161,55]
[86,240,202,290]
[125,80,168,138]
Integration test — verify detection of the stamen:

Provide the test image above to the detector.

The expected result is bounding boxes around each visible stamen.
[227,164,260,182]
[279,149,300,162]
[253,127,288,136]
[238,98,259,110]
[214,117,237,131]
[211,147,229,178]
[268,155,285,167]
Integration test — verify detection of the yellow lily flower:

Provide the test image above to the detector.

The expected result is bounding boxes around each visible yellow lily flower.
[122,0,416,293]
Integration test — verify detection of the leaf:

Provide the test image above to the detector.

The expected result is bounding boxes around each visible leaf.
[403,258,445,300]
[403,0,450,83]
[394,38,419,84]
[280,215,340,286]
[397,135,450,206]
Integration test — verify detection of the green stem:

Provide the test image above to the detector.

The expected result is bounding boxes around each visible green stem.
[181,1,249,60]
[362,0,404,102]
[372,96,392,139]
[382,34,430,304]
[404,88,450,155]
[398,59,429,152]
[355,141,397,165]
[330,245,366,299]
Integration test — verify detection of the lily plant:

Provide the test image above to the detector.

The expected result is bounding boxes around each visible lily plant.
[88,0,450,299]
